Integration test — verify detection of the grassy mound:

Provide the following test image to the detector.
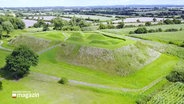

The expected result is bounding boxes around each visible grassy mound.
[89,40,111,45]
[87,34,106,40]
[56,42,161,76]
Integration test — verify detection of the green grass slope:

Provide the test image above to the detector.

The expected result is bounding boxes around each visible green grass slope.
[56,42,161,76]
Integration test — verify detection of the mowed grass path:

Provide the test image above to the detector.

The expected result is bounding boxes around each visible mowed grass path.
[32,47,179,88]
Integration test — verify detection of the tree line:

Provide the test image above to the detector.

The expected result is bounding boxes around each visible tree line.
[33,16,91,31]
[0,16,25,39]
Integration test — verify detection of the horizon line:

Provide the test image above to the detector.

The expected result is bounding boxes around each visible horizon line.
[1,4,184,8]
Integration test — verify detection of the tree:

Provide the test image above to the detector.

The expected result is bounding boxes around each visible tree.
[116,21,125,29]
[42,23,50,31]
[16,19,25,29]
[137,19,141,23]
[164,19,174,24]
[145,22,151,26]
[3,45,39,79]
[153,18,157,22]
[33,20,46,28]
[98,23,106,29]
[0,25,3,39]
[52,18,64,30]
[2,21,14,34]
[134,27,148,34]
[173,19,181,24]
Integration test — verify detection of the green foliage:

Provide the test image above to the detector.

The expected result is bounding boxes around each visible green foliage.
[134,27,147,34]
[62,26,81,31]
[166,71,184,83]
[145,22,151,26]
[165,28,178,32]
[164,19,174,24]
[33,20,46,28]
[52,17,65,30]
[58,77,68,84]
[3,45,39,79]
[0,81,2,90]
[116,21,125,29]
[42,23,50,31]
[166,61,184,83]
[173,19,182,24]
[153,18,157,22]
[0,25,3,39]
[98,23,106,29]
[147,83,184,104]
[136,95,152,104]
[2,21,14,34]
[164,19,181,25]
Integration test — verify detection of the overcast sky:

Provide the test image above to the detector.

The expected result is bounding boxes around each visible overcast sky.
[0,0,183,7]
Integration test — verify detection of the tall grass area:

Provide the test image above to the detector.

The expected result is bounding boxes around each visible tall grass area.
[56,42,161,76]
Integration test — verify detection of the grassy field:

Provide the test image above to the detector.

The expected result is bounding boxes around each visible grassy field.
[0,47,178,104]
[102,24,184,35]
[31,47,178,88]
[129,30,184,46]
[0,25,182,104]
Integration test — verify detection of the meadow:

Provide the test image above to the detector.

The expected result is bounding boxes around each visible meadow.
[102,24,184,35]
[129,30,184,46]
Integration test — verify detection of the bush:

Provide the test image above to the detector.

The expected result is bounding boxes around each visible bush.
[166,71,184,83]
[179,28,183,31]
[148,29,156,33]
[164,19,174,24]
[58,77,68,84]
[173,19,181,24]
[136,95,152,104]
[165,28,178,32]
[145,22,151,26]
[134,27,147,34]
[129,31,135,34]
[0,81,2,90]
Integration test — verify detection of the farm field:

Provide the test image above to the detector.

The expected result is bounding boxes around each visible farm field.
[102,24,184,35]
[147,82,184,104]
[129,30,184,46]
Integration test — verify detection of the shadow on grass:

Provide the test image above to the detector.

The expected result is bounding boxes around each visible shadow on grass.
[0,67,29,80]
